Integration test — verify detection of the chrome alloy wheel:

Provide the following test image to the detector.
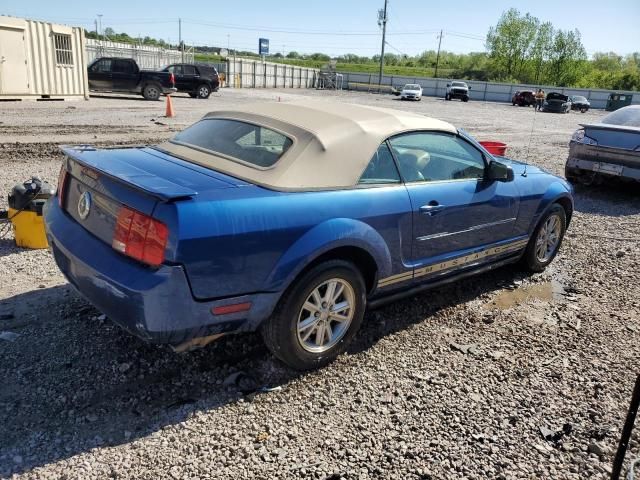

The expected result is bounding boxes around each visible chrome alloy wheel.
[535,214,562,262]
[296,278,355,353]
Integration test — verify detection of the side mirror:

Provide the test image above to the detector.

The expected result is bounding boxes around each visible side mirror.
[487,160,514,182]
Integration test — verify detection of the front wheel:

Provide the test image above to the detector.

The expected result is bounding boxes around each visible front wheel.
[521,204,567,272]
[142,83,161,101]
[261,260,366,370]
[462,96,469,102]
[580,107,587,113]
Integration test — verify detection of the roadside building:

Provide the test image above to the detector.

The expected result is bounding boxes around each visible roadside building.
[0,15,89,100]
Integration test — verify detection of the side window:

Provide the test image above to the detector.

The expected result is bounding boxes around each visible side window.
[92,59,112,73]
[389,132,485,183]
[183,65,196,75]
[172,65,184,75]
[113,60,135,74]
[358,143,401,184]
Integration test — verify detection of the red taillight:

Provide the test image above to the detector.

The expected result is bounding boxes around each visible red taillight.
[57,164,68,207]
[112,206,168,267]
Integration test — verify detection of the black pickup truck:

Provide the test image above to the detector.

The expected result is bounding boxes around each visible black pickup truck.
[87,57,177,100]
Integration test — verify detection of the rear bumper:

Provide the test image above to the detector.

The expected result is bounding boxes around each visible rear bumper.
[566,157,640,181]
[44,200,280,345]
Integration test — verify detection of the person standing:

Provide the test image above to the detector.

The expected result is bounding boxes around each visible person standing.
[535,89,545,111]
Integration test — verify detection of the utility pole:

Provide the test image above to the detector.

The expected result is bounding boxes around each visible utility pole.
[94,19,98,37]
[377,0,388,89]
[179,18,184,62]
[97,14,103,39]
[434,30,443,78]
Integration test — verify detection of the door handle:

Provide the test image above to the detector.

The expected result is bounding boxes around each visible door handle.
[419,203,445,216]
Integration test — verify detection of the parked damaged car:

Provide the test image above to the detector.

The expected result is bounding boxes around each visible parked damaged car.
[512,90,535,107]
[570,95,591,113]
[45,101,573,370]
[565,105,640,184]
[543,92,572,113]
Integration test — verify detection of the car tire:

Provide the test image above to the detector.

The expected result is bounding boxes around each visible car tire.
[142,83,162,101]
[462,96,469,102]
[261,260,366,371]
[196,84,211,99]
[580,107,587,113]
[521,204,567,273]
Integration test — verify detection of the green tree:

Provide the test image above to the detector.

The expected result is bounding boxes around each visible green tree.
[530,22,553,83]
[547,29,587,86]
[486,8,539,79]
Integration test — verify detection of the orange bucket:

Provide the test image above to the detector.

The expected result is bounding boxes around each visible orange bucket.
[479,141,507,156]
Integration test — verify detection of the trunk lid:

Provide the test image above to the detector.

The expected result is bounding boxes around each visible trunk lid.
[61,145,245,252]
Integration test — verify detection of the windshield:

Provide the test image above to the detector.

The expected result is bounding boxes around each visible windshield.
[572,96,588,102]
[601,106,640,127]
[451,82,467,87]
[404,84,420,91]
[171,118,293,168]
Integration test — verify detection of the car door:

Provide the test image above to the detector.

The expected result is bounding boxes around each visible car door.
[88,58,113,90]
[388,131,520,273]
[167,64,186,90]
[112,59,138,91]
[181,64,199,91]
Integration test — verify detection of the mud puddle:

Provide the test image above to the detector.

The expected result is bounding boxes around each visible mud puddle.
[484,279,566,310]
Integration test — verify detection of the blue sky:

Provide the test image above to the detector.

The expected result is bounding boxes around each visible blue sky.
[2,0,639,57]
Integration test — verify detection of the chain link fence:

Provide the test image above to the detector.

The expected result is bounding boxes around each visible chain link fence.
[86,39,193,70]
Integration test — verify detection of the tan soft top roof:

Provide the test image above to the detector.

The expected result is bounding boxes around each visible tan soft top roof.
[158,100,457,191]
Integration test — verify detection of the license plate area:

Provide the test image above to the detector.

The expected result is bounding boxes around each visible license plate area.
[592,162,624,176]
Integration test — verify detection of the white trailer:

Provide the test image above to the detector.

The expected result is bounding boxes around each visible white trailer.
[0,15,88,100]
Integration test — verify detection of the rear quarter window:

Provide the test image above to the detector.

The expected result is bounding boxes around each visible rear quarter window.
[171,118,293,168]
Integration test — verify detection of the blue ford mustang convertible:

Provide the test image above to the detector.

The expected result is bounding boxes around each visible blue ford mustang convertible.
[45,101,573,370]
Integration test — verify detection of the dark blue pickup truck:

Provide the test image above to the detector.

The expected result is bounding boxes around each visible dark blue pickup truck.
[87,57,176,100]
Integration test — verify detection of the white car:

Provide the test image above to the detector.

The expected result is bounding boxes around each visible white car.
[400,84,422,101]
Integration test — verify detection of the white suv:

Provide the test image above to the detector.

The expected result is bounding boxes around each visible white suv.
[400,84,423,101]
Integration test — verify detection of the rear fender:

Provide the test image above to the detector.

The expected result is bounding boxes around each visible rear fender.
[266,218,392,292]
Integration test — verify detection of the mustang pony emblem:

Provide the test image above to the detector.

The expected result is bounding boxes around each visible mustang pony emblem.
[77,191,92,220]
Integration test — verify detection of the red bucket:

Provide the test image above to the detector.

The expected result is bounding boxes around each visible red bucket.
[479,141,507,156]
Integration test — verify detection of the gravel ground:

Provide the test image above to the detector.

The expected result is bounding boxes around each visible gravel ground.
[0,89,639,479]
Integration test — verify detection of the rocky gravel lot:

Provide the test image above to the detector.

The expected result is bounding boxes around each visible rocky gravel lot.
[0,89,639,479]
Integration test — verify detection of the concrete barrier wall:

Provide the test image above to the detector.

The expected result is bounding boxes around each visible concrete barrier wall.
[340,71,640,109]
[227,58,317,89]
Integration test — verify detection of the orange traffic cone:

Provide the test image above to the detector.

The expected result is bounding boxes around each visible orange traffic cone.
[165,95,175,118]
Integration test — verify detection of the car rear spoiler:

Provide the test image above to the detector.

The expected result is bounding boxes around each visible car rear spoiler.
[60,145,198,202]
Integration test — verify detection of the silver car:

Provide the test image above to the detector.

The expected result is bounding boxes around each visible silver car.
[565,105,640,184]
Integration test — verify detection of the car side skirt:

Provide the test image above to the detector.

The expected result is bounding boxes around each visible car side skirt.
[369,254,522,309]
[377,237,528,289]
